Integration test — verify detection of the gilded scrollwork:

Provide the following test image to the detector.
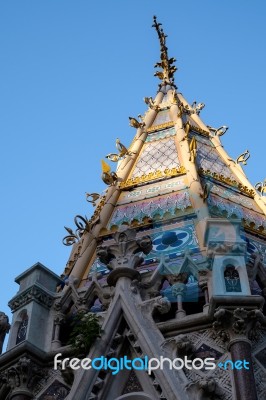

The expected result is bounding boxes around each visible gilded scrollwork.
[236,149,250,166]
[207,125,228,137]
[120,166,186,189]
[146,121,175,133]
[62,214,100,246]
[85,192,100,207]
[198,168,255,197]
[255,179,266,196]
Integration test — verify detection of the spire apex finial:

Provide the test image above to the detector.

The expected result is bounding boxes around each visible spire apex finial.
[152,16,177,88]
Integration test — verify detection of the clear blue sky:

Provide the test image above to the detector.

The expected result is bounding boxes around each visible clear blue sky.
[1,1,266,335]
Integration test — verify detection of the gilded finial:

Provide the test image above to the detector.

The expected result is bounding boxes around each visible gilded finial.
[152,16,177,86]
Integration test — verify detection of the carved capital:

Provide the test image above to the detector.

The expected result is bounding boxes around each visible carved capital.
[198,270,209,290]
[187,378,223,400]
[207,240,246,257]
[154,296,171,314]
[213,307,262,342]
[97,228,152,285]
[139,296,171,317]
[2,357,47,394]
[171,282,187,297]
[174,334,194,357]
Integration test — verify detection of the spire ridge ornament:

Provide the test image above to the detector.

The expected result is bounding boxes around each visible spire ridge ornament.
[152,16,177,87]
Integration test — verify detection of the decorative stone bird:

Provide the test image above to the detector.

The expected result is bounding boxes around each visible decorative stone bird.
[116,139,129,157]
[128,117,145,129]
[191,101,205,115]
[143,96,159,111]
[105,139,131,163]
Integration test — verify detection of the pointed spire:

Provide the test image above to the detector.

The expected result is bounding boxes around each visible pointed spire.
[152,16,177,87]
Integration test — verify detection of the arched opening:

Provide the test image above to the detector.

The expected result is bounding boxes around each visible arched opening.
[16,309,28,344]
[224,264,241,292]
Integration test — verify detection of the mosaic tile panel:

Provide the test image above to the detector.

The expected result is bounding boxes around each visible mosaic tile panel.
[195,136,238,182]
[117,176,188,205]
[131,138,180,179]
[152,109,172,126]
[38,380,70,400]
[182,329,233,400]
[146,127,176,142]
[108,190,191,227]
[253,354,266,400]
[208,193,266,231]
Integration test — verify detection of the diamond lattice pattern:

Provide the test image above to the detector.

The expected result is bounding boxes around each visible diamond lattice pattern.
[196,138,238,181]
[131,138,180,178]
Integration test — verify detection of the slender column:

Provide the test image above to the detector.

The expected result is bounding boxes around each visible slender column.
[198,270,210,313]
[213,307,259,400]
[229,339,258,400]
[70,91,164,281]
[175,290,186,319]
[168,89,210,250]
[51,315,64,350]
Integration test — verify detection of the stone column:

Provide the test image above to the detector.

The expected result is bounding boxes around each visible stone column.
[213,307,259,400]
[198,270,210,313]
[166,273,188,319]
[229,338,257,400]
[51,314,65,350]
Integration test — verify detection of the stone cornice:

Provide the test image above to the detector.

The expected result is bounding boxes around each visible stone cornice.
[8,284,55,312]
